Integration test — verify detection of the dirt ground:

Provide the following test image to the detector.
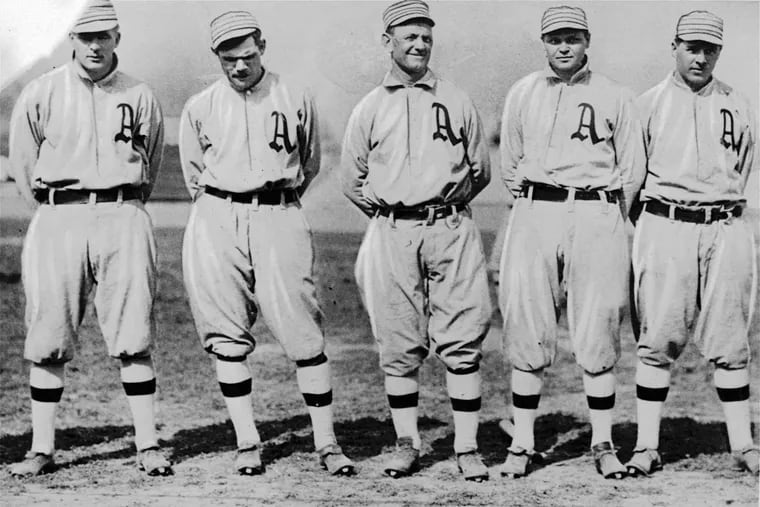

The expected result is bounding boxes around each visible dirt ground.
[1,206,759,506]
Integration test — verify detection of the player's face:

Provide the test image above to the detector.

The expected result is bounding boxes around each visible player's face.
[672,39,721,91]
[384,22,433,80]
[217,35,266,92]
[69,29,120,81]
[542,29,589,79]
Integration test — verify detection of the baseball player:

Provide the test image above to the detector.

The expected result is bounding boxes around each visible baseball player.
[497,6,645,479]
[341,0,492,482]
[626,11,758,476]
[179,10,354,476]
[7,0,171,477]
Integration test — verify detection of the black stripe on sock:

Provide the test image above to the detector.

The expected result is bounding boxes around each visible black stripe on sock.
[388,392,419,409]
[512,393,540,410]
[446,364,480,375]
[296,353,328,368]
[636,385,669,402]
[219,379,252,398]
[450,397,481,412]
[717,385,750,402]
[214,354,247,362]
[587,393,616,410]
[303,390,333,407]
[30,386,63,403]
[122,379,157,396]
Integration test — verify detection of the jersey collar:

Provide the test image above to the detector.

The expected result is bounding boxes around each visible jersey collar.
[669,70,718,96]
[382,68,437,89]
[542,57,591,85]
[71,53,119,85]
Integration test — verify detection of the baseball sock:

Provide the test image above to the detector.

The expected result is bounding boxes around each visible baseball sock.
[216,358,261,449]
[511,368,543,452]
[446,366,481,455]
[29,363,64,456]
[583,370,616,447]
[386,373,421,450]
[120,357,159,451]
[295,353,337,451]
[634,360,670,450]
[714,367,754,452]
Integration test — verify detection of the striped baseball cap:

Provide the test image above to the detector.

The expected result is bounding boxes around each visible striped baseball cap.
[540,5,588,35]
[676,11,723,46]
[72,0,118,33]
[383,0,435,32]
[210,11,261,51]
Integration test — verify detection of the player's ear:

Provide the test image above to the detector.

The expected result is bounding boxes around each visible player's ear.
[381,32,392,51]
[258,38,266,55]
[671,39,678,57]
[114,30,121,48]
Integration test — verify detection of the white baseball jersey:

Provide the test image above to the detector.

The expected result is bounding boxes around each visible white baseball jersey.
[632,71,757,368]
[342,68,492,376]
[500,61,645,209]
[637,72,756,205]
[341,70,491,215]
[10,56,163,363]
[179,70,319,197]
[497,61,645,374]
[9,57,164,205]
[179,70,325,360]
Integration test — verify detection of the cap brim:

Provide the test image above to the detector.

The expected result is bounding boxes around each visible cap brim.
[72,20,118,33]
[212,27,259,50]
[541,22,588,35]
[678,33,722,45]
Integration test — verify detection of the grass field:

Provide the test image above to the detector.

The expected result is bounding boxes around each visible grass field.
[1,206,759,506]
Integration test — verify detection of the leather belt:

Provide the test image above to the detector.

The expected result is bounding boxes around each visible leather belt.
[204,186,298,205]
[377,203,466,222]
[520,183,621,203]
[34,186,143,205]
[644,199,742,224]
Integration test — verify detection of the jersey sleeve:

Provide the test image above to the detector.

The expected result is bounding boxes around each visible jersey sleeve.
[499,82,524,197]
[178,99,205,200]
[614,88,647,214]
[140,89,165,201]
[737,96,756,188]
[297,89,321,196]
[8,81,45,208]
[463,97,491,200]
[340,98,375,216]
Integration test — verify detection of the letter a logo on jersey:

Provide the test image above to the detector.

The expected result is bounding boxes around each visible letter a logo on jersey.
[269,112,297,154]
[431,102,463,146]
[570,103,603,144]
[114,103,144,146]
[720,109,743,155]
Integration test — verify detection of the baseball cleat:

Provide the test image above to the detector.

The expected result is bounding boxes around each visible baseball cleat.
[500,446,532,478]
[383,437,420,478]
[9,451,55,478]
[733,446,760,475]
[591,442,626,479]
[625,447,662,477]
[456,451,489,482]
[137,446,173,476]
[318,443,356,476]
[235,445,264,476]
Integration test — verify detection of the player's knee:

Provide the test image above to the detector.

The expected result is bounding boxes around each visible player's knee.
[206,341,254,359]
[295,352,328,368]
[381,355,423,378]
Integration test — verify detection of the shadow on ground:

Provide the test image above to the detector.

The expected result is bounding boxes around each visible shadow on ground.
[2,414,745,473]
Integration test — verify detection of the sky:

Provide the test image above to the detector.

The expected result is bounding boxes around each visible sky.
[0,1,758,201]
